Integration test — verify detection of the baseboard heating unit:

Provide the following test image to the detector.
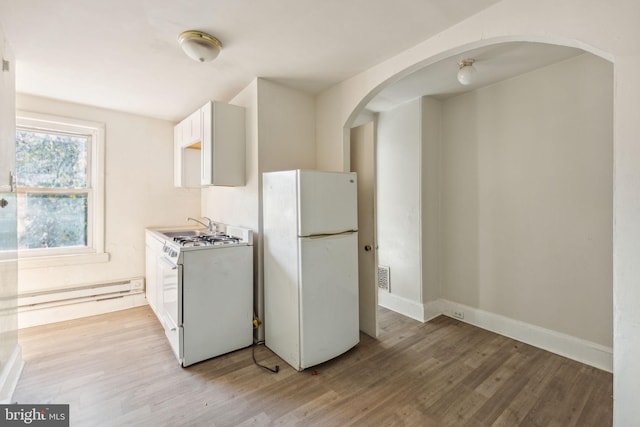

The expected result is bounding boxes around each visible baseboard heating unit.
[18,278,147,328]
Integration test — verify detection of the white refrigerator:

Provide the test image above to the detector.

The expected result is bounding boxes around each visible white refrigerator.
[263,169,359,371]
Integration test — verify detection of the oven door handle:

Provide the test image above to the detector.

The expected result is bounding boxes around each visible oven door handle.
[162,313,178,332]
[159,256,177,270]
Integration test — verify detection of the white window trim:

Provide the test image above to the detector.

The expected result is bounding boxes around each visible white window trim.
[16,110,108,268]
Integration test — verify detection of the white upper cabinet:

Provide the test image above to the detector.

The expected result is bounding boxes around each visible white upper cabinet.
[200,101,245,186]
[174,100,246,187]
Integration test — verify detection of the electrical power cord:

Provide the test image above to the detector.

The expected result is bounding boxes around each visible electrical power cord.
[252,340,280,374]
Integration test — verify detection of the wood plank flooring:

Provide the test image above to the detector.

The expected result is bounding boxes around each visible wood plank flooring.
[14,306,612,426]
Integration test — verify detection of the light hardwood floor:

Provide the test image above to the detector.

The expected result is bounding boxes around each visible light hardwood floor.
[14,305,612,426]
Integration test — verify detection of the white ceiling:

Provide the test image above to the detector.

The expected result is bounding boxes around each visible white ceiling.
[366,42,584,112]
[0,0,503,122]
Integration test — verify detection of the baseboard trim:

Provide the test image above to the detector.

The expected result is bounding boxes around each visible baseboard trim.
[438,299,613,373]
[423,299,444,322]
[378,291,426,322]
[18,293,148,328]
[377,293,613,372]
[0,344,24,404]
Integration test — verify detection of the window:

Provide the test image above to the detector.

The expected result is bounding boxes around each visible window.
[16,111,105,264]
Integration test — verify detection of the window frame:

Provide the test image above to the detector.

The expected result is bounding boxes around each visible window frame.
[16,111,107,267]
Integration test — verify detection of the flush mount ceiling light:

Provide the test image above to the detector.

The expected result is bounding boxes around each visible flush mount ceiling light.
[178,30,222,63]
[457,59,477,85]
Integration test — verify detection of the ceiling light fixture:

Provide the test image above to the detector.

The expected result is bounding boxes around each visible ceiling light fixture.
[457,59,477,85]
[178,30,222,63]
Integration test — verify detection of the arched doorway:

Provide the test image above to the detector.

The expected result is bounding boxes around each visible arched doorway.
[347,40,613,373]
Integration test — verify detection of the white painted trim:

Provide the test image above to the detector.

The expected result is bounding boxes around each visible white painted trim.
[438,299,613,373]
[378,290,426,322]
[17,278,144,306]
[15,110,106,260]
[422,299,443,322]
[377,295,612,372]
[0,344,24,404]
[18,293,147,328]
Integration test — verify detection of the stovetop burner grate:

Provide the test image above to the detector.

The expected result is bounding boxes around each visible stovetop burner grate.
[172,234,241,247]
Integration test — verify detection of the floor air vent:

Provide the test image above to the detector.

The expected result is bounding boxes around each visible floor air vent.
[378,265,390,292]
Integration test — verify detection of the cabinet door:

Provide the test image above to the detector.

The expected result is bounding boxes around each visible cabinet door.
[182,109,202,146]
[201,101,246,186]
[174,118,201,188]
[173,122,182,187]
[144,245,157,314]
[145,232,164,318]
[200,102,211,184]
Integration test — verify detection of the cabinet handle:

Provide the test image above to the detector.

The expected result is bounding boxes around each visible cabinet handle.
[364,245,372,252]
[0,198,8,208]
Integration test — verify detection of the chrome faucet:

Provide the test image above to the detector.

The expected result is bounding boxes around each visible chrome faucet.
[187,216,216,233]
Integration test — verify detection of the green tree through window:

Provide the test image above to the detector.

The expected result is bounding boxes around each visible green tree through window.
[16,129,90,250]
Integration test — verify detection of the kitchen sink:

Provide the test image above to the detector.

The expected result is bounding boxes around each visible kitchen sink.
[161,230,208,238]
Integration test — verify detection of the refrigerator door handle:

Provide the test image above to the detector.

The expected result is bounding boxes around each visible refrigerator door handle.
[303,230,357,239]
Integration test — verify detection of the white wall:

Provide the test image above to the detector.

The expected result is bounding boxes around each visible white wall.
[315,0,638,422]
[257,79,316,173]
[201,78,316,334]
[376,96,442,318]
[376,99,422,304]
[16,94,200,293]
[441,53,613,347]
[421,97,442,304]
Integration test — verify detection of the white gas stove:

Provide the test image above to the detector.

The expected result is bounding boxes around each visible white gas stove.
[151,222,253,367]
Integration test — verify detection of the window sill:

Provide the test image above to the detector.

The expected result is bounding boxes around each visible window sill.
[18,252,110,269]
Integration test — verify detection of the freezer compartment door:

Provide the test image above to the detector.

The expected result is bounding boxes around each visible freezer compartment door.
[298,170,358,236]
[299,232,359,369]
